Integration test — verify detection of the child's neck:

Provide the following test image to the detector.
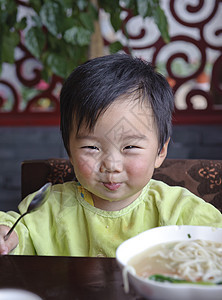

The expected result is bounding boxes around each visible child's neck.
[91,191,142,211]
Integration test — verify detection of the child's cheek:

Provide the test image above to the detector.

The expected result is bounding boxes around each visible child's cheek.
[126,159,152,179]
[75,157,95,179]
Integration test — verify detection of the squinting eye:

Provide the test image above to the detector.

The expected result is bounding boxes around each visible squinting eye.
[124,145,138,150]
[82,146,99,150]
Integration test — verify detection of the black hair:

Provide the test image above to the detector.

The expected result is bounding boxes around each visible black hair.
[60,53,174,156]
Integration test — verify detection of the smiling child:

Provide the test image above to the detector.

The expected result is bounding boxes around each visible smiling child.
[0,54,221,256]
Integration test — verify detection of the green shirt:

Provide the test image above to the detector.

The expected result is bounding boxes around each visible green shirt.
[0,179,222,257]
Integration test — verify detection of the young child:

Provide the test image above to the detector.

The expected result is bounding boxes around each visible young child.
[0,54,221,256]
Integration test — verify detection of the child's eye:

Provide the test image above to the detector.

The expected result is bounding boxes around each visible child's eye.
[124,145,139,150]
[82,146,99,150]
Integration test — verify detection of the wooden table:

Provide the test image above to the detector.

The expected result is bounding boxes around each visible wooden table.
[0,255,144,300]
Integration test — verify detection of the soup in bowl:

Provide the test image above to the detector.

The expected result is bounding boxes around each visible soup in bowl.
[116,225,222,300]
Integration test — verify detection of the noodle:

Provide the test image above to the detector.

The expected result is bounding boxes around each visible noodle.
[122,265,136,293]
[128,239,222,284]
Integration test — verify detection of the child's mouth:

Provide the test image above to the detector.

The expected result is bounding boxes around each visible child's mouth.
[103,182,121,191]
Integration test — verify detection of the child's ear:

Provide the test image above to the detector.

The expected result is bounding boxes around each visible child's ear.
[154,138,170,168]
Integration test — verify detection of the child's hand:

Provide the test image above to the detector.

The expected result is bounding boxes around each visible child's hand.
[0,225,19,255]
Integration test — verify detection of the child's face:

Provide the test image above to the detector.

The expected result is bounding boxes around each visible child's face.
[69,96,169,210]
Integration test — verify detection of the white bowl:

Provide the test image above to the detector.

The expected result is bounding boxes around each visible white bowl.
[0,289,42,300]
[116,225,222,300]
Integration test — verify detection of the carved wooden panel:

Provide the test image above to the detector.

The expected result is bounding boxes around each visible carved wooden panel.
[0,0,221,125]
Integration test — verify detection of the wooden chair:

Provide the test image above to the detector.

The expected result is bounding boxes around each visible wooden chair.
[21,158,222,212]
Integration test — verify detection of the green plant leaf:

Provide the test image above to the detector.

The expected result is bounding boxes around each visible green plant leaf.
[152,5,170,43]
[40,67,51,82]
[0,0,7,6]
[120,0,131,7]
[64,26,91,46]
[14,17,27,30]
[31,14,42,28]
[119,0,137,15]
[79,12,94,33]
[77,0,89,11]
[2,0,17,28]
[29,0,42,13]
[0,0,170,79]
[25,27,46,59]
[109,41,123,54]
[136,0,148,18]
[1,31,19,63]
[88,2,98,20]
[40,1,63,36]
[98,0,120,13]
[0,9,7,25]
[110,9,122,32]
[47,53,69,78]
[62,16,79,32]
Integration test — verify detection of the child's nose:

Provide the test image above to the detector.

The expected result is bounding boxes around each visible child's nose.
[100,154,123,173]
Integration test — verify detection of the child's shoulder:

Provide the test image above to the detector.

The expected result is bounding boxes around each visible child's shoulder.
[148,179,200,201]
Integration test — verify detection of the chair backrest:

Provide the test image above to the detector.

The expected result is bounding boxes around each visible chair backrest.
[21,158,222,212]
